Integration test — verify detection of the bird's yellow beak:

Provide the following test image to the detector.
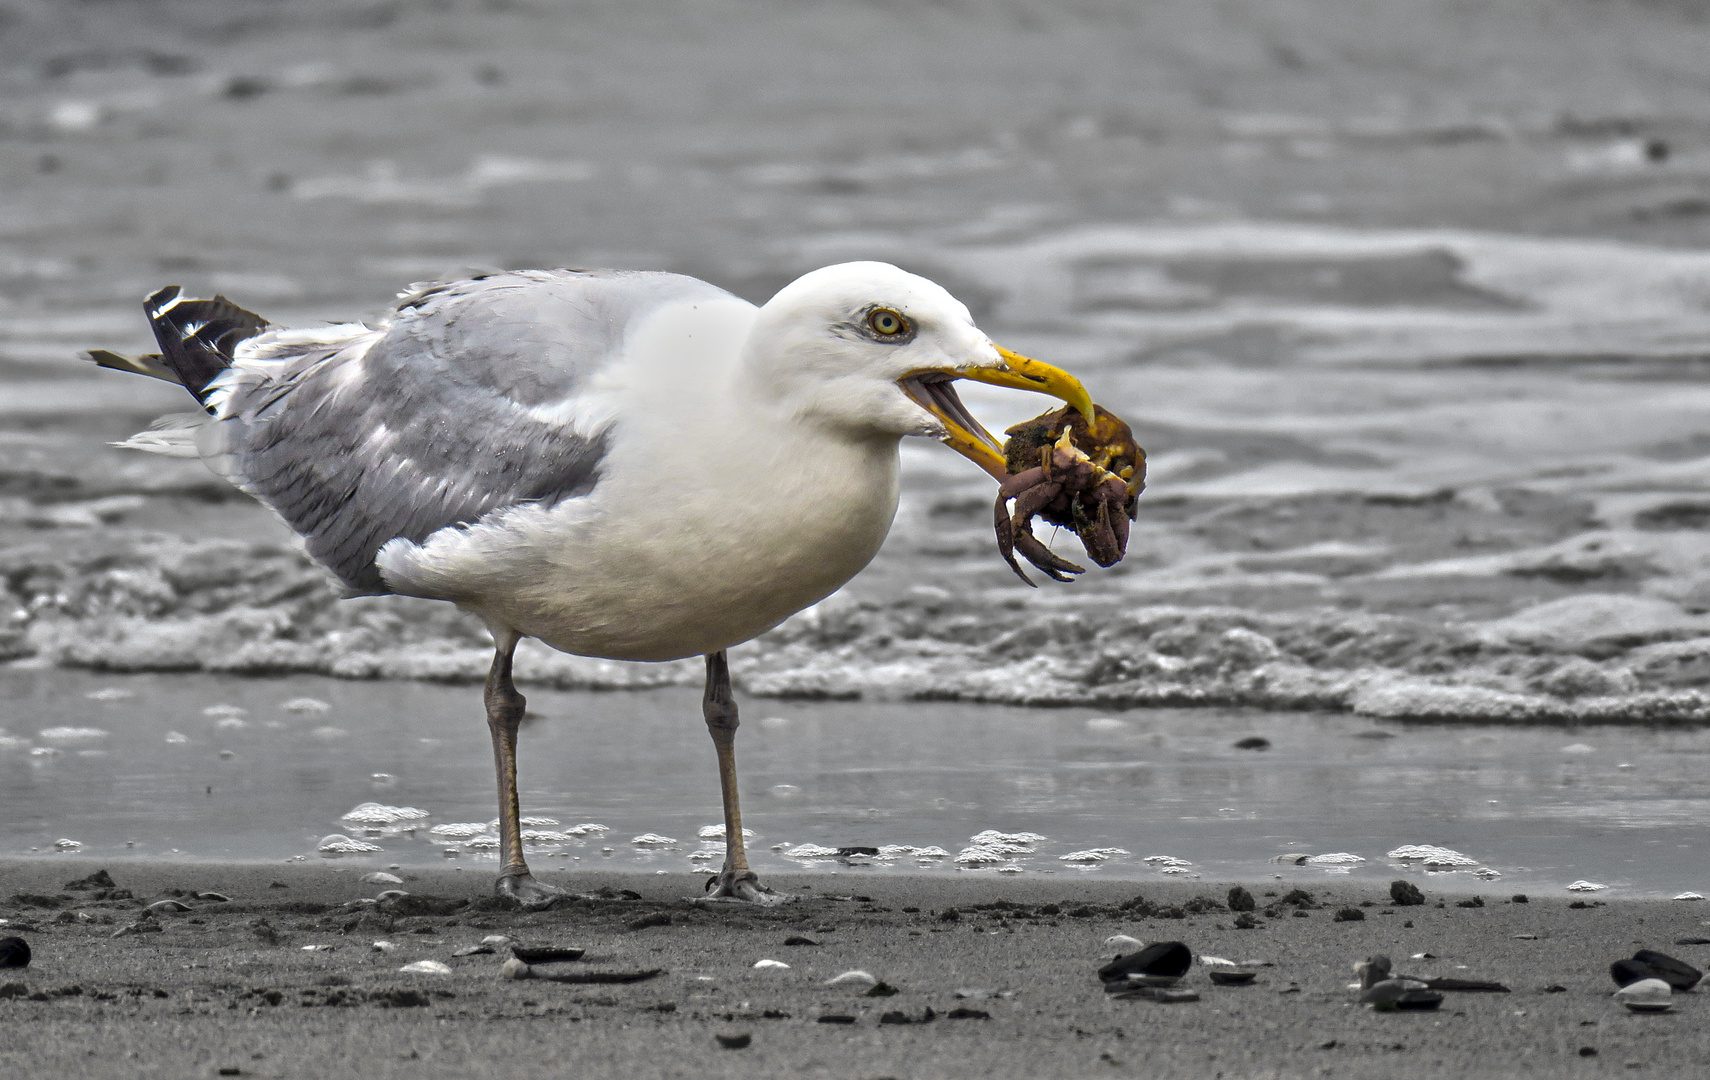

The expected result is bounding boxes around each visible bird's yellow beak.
[900,346,1094,482]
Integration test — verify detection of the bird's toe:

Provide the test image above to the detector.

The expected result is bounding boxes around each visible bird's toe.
[495,873,567,910]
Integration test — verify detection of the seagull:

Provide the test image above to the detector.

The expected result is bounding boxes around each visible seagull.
[89,262,1096,907]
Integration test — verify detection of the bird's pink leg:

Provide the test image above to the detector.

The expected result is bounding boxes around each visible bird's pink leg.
[486,632,563,909]
[699,650,783,905]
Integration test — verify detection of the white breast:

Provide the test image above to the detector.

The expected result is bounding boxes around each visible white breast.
[375,296,904,662]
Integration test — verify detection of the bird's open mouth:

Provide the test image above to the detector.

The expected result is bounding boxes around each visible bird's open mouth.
[900,346,1094,481]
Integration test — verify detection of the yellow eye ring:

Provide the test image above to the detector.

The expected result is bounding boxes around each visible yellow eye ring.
[867,308,909,337]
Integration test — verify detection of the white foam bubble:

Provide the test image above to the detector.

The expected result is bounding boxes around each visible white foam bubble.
[317,834,382,854]
[281,697,331,713]
[1387,845,1478,867]
[38,727,108,742]
[429,823,490,839]
[630,833,678,846]
[784,844,840,858]
[1566,880,1609,892]
[340,803,429,826]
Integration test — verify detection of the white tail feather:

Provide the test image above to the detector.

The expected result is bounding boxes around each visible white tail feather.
[113,412,207,458]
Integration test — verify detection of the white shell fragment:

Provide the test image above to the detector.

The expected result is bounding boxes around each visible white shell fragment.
[1614,978,1672,1013]
[1566,880,1609,892]
[360,872,405,885]
[1105,935,1144,950]
[1386,845,1478,867]
[317,834,383,854]
[753,959,790,970]
[824,970,878,987]
[399,960,453,976]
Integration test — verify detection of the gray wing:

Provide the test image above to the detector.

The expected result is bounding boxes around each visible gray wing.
[209,268,735,595]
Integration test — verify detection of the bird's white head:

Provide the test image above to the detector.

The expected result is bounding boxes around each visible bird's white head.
[744,261,1092,479]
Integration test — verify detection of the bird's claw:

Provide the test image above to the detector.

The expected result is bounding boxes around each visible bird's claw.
[994,405,1145,585]
[689,868,790,907]
[495,872,567,910]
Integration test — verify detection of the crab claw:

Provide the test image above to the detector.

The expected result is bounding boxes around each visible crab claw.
[1014,529,1085,582]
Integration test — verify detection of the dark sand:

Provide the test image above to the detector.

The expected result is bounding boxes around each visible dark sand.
[3,859,1707,1078]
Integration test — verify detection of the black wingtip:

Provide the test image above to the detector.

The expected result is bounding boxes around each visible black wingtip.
[143,286,271,403]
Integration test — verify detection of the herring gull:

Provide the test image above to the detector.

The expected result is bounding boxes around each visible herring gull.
[88,262,1096,906]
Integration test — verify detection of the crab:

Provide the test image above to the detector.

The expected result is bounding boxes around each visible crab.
[994,403,1146,585]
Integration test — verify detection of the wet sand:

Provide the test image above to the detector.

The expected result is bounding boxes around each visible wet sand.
[3,859,1709,1079]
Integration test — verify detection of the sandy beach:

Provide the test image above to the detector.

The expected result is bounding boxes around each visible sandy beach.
[3,859,1708,1078]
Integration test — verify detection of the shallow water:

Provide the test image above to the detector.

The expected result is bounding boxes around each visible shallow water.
[5,669,1710,900]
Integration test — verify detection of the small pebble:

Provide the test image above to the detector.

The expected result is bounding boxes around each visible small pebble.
[753,959,790,970]
[360,872,405,885]
[501,959,533,980]
[783,936,819,946]
[715,1033,752,1049]
[0,937,29,969]
[372,941,397,953]
[399,960,453,975]
[1104,935,1144,950]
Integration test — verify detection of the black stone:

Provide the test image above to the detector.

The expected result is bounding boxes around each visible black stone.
[1233,913,1260,929]
[0,938,29,969]
[715,1033,752,1049]
[64,870,116,891]
[1609,959,1655,988]
[783,936,819,946]
[816,1014,857,1024]
[1455,896,1484,908]
[1333,907,1365,922]
[1631,950,1702,991]
[510,946,583,964]
[627,912,672,931]
[1511,894,1529,904]
[1389,880,1425,906]
[946,1007,990,1019]
[1227,886,1256,912]
[1279,889,1316,908]
[865,982,899,997]
[1234,737,1271,750]
[1098,941,1191,983]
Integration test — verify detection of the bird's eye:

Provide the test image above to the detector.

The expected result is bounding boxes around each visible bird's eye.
[867,308,909,338]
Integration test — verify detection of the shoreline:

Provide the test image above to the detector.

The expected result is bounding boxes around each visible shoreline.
[4,860,1708,1078]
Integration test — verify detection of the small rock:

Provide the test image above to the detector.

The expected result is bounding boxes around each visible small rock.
[1233,737,1270,750]
[1614,951,1703,991]
[1362,979,1440,1011]
[0,938,30,968]
[249,918,281,945]
[1208,970,1256,985]
[1233,913,1260,930]
[1614,978,1673,1013]
[1104,935,1143,950]
[627,912,672,931]
[783,936,819,946]
[1389,881,1425,906]
[816,1014,857,1024]
[753,959,789,970]
[511,946,584,964]
[864,982,899,997]
[360,872,405,885]
[399,960,453,976]
[1455,896,1484,909]
[372,941,397,953]
[1333,907,1365,922]
[1098,942,1191,985]
[947,1006,990,1019]
[501,959,533,980]
[715,1033,752,1049]
[824,970,878,988]
[1227,886,1256,913]
[64,870,117,891]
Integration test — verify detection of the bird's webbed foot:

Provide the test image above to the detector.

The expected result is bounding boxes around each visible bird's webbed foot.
[693,868,790,907]
[495,871,567,910]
